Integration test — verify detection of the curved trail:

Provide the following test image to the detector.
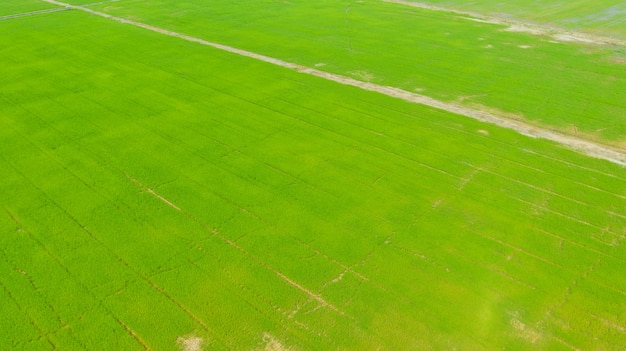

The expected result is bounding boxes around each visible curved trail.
[383,0,626,47]
[42,0,626,166]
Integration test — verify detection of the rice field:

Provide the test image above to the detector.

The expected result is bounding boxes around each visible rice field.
[1,0,625,350]
[406,0,626,38]
[83,0,626,142]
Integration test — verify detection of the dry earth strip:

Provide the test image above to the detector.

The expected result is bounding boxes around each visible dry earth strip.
[382,0,626,46]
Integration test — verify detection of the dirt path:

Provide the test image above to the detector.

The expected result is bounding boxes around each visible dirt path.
[383,0,626,46]
[41,0,626,167]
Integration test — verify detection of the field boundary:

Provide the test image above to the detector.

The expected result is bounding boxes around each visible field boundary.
[40,0,626,167]
[125,174,343,315]
[0,8,67,21]
[382,0,626,46]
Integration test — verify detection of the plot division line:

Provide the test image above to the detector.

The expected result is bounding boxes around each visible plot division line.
[0,8,67,21]
[41,0,626,167]
[125,174,343,315]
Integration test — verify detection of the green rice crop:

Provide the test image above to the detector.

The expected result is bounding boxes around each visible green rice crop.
[1,2,625,350]
[79,0,626,143]
[0,0,55,16]
[403,0,626,38]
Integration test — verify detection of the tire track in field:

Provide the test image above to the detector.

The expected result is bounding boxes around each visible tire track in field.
[41,0,626,167]
[382,0,626,47]
[589,313,626,334]
[535,227,626,264]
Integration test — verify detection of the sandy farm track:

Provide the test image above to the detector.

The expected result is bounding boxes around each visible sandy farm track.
[383,0,626,47]
[43,0,626,166]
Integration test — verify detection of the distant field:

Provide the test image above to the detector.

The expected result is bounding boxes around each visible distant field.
[77,0,626,144]
[0,0,54,16]
[1,1,625,350]
[407,0,626,38]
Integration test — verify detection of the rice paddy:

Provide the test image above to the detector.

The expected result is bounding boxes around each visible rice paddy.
[1,0,625,350]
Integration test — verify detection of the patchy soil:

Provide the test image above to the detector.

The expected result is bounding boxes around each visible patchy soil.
[552,33,596,44]
[349,70,375,82]
[254,333,295,351]
[383,0,626,46]
[177,335,204,351]
[510,318,542,344]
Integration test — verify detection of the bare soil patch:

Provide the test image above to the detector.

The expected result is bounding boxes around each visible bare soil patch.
[254,333,295,351]
[510,318,542,344]
[177,335,204,351]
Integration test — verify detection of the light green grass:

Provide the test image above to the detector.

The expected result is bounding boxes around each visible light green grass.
[0,4,625,351]
[77,0,626,144]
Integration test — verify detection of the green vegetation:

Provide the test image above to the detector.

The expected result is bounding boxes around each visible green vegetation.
[76,0,626,143]
[1,1,625,350]
[408,0,626,38]
[0,0,54,16]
